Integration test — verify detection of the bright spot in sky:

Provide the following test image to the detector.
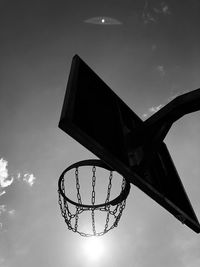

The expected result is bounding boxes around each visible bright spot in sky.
[84,17,122,25]
[82,237,105,261]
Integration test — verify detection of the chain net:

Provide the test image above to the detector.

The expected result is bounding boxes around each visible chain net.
[58,160,129,237]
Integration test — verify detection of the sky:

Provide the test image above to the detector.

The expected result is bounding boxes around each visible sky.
[0,0,200,266]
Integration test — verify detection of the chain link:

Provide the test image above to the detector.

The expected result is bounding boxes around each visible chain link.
[104,171,113,231]
[105,171,113,203]
[91,209,96,235]
[75,168,82,205]
[91,166,96,205]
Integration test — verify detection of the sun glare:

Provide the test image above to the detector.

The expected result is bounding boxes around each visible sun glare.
[82,237,105,261]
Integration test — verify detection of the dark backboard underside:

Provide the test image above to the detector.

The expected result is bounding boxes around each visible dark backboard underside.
[59,55,200,233]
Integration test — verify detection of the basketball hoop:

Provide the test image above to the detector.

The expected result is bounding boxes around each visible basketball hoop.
[58,159,130,237]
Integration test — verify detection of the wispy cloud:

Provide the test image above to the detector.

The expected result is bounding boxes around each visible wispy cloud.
[143,12,157,24]
[143,104,163,119]
[149,104,163,113]
[142,0,171,24]
[142,113,148,119]
[0,204,16,230]
[142,0,157,24]
[156,65,166,77]
[153,2,171,15]
[17,172,36,186]
[23,173,36,187]
[161,2,171,15]
[168,93,179,101]
[0,204,6,214]
[0,190,6,196]
[84,17,122,25]
[8,209,15,216]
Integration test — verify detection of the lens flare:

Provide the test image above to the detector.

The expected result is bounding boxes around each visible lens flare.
[82,237,105,261]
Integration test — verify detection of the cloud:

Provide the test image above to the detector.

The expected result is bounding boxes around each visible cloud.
[143,12,157,24]
[142,104,163,119]
[0,205,7,217]
[156,65,166,77]
[142,0,157,24]
[0,205,16,230]
[23,173,36,187]
[0,158,14,188]
[0,190,6,196]
[8,209,15,216]
[84,17,122,25]
[153,3,170,15]
[142,1,171,24]
[149,104,163,113]
[168,93,179,101]
[17,172,36,186]
[161,2,171,15]
[142,113,149,119]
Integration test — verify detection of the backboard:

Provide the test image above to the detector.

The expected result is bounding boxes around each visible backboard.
[59,55,200,233]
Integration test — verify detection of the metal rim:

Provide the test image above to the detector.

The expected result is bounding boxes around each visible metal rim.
[58,159,131,208]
